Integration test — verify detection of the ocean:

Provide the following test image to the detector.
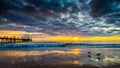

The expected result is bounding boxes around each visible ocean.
[0,43,120,49]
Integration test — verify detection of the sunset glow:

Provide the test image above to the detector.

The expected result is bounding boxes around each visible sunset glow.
[0,30,120,43]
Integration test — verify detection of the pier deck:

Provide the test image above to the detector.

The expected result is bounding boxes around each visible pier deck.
[0,37,32,43]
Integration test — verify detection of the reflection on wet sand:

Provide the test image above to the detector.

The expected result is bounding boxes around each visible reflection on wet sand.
[0,48,120,68]
[0,48,81,57]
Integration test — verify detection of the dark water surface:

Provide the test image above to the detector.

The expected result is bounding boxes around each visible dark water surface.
[0,43,120,68]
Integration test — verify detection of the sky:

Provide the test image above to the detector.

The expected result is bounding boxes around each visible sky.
[0,0,120,43]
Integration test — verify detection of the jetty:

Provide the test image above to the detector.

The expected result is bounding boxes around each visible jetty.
[0,36,32,44]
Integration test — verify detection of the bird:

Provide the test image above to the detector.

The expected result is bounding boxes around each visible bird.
[88,51,91,54]
[88,51,91,58]
[88,54,91,58]
[96,53,101,60]
[96,53,100,56]
[97,57,101,60]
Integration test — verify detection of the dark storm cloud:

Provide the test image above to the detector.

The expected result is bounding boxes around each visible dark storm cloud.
[0,0,80,13]
[90,0,120,28]
[0,0,120,36]
[90,0,120,17]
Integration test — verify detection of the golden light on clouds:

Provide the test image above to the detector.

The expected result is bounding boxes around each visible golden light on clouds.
[0,30,49,38]
[0,30,120,43]
[33,36,120,43]
[32,36,83,43]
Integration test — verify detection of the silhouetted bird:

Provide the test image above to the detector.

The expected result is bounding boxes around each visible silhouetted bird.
[96,53,100,56]
[97,57,101,60]
[88,55,91,58]
[96,53,101,60]
[88,51,91,54]
[88,51,91,58]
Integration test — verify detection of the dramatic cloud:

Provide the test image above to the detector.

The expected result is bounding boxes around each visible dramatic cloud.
[0,0,120,36]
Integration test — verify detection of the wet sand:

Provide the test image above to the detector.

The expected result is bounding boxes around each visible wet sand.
[0,48,120,68]
[0,61,120,68]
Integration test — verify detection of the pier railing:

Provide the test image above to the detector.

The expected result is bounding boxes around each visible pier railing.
[0,37,32,44]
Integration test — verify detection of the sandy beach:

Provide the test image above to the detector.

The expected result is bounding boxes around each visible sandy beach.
[0,48,120,68]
